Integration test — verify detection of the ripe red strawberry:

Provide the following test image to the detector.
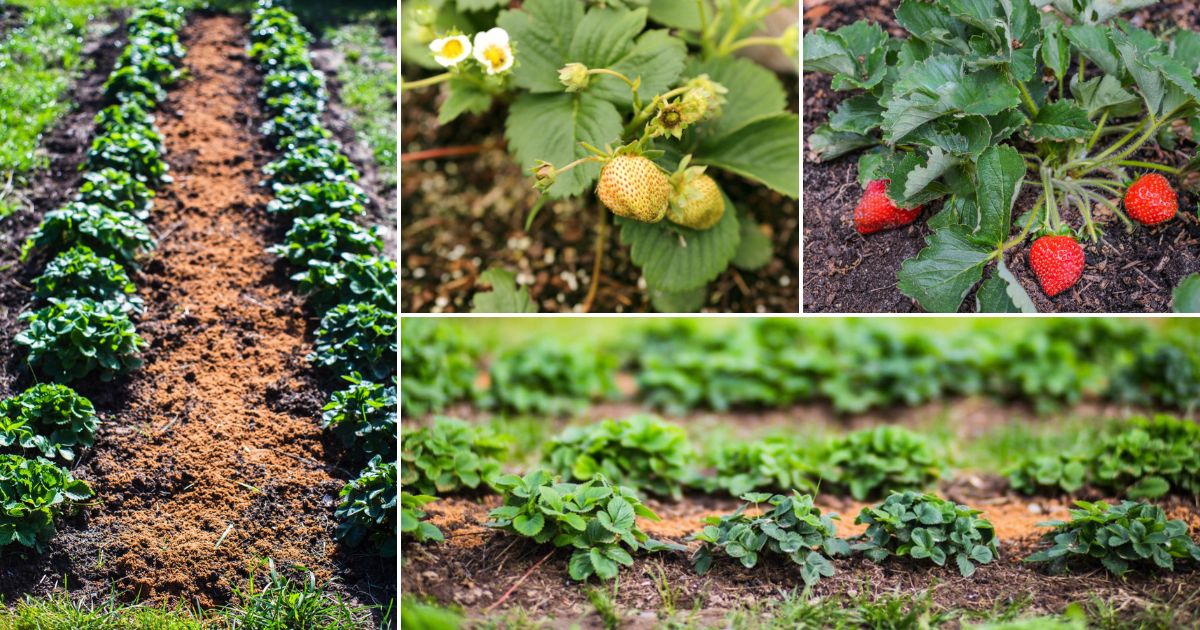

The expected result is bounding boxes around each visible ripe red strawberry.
[1029,235,1085,297]
[596,155,670,223]
[1124,173,1177,225]
[854,179,922,234]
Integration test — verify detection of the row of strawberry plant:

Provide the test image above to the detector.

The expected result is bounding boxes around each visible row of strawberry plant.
[802,0,1200,311]
[400,318,1200,417]
[247,0,396,559]
[2,1,187,555]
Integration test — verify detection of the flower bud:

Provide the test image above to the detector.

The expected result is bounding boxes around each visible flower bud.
[558,63,591,92]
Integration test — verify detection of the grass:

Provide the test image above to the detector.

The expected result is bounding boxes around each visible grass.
[328,20,397,189]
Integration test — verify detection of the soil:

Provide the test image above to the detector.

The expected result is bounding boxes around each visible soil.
[0,6,24,39]
[0,12,393,621]
[399,67,800,313]
[403,479,1200,627]
[801,0,1200,313]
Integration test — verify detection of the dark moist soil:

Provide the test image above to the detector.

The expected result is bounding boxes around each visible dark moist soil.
[0,12,393,622]
[400,69,800,313]
[0,5,24,39]
[403,475,1200,627]
[802,0,1200,313]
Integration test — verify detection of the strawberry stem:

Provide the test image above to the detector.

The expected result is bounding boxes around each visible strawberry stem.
[1115,160,1181,175]
[1085,110,1108,152]
[401,72,452,90]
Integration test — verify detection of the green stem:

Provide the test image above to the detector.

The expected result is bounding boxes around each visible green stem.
[401,72,452,90]
[1016,80,1039,117]
[724,35,784,53]
[1077,53,1085,84]
[1115,160,1182,175]
[994,193,1045,257]
[623,86,690,136]
[1085,110,1109,152]
[1042,169,1059,231]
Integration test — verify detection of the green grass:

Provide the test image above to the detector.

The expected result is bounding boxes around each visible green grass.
[327,21,396,189]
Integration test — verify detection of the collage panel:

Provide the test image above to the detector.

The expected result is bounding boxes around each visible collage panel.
[401,317,1200,627]
[0,0,398,628]
[803,0,1200,314]
[400,0,800,314]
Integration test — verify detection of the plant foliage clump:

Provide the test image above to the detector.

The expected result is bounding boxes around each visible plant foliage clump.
[485,469,681,581]
[692,492,851,585]
[268,213,382,265]
[0,384,99,461]
[486,339,617,416]
[821,426,942,501]
[309,301,397,381]
[854,492,998,577]
[400,492,443,545]
[399,319,477,417]
[545,415,693,499]
[266,180,368,218]
[322,375,396,462]
[0,454,93,552]
[401,416,508,496]
[21,202,155,267]
[1026,500,1200,576]
[15,298,145,382]
[334,454,397,557]
[701,435,819,497]
[32,246,144,315]
[76,167,155,221]
[291,253,397,314]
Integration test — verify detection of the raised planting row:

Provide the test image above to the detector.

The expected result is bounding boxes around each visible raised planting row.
[1,1,187,557]
[401,318,1200,417]
[802,0,1200,312]
[401,414,1200,506]
[247,0,397,559]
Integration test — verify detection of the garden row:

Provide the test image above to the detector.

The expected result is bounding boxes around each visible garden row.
[1,2,186,555]
[402,318,1200,417]
[247,1,397,558]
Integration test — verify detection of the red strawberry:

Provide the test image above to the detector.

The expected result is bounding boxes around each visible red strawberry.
[1124,173,1177,225]
[854,179,922,234]
[1029,235,1085,297]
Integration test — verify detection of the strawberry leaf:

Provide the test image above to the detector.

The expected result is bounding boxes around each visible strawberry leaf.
[618,190,740,293]
[1172,273,1200,313]
[696,114,800,198]
[471,267,538,313]
[505,93,622,198]
[897,226,991,312]
[1029,100,1095,141]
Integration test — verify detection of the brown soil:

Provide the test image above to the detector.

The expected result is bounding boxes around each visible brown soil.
[0,12,393,619]
[400,67,800,313]
[801,0,1200,313]
[404,491,1200,626]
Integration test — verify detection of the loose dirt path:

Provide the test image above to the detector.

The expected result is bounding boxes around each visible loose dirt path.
[67,14,360,606]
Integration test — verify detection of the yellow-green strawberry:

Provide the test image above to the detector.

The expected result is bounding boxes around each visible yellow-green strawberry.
[668,173,724,230]
[596,155,670,223]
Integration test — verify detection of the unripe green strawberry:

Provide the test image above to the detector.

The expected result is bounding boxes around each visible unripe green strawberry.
[668,173,724,230]
[596,155,670,223]
[1029,234,1084,297]
[1124,173,1177,225]
[854,179,922,234]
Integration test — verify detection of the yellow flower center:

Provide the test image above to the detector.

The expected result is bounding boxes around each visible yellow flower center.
[483,45,506,69]
[440,39,463,58]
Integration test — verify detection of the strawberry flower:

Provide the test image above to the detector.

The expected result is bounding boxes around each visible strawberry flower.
[473,28,514,75]
[429,34,471,68]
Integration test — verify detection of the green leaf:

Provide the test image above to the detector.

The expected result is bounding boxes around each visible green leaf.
[472,268,538,313]
[618,191,740,292]
[568,550,594,580]
[829,95,885,135]
[590,29,687,108]
[1065,25,1122,77]
[974,144,1025,245]
[955,552,976,577]
[1029,100,1095,141]
[505,93,622,197]
[1127,475,1170,499]
[439,79,494,124]
[649,285,707,312]
[887,147,953,208]
[808,124,876,162]
[590,547,620,579]
[1042,20,1070,80]
[456,0,508,11]
[731,212,772,271]
[897,226,991,313]
[513,512,546,537]
[976,261,1036,313]
[1172,273,1200,312]
[498,0,586,93]
[606,497,636,532]
[647,0,712,30]
[1071,75,1140,118]
[697,114,800,198]
[689,56,786,139]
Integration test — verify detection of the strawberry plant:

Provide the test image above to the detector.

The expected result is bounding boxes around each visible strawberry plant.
[404,0,799,311]
[399,319,478,416]
[268,213,383,265]
[84,126,170,185]
[0,384,99,462]
[701,436,819,497]
[335,454,397,557]
[484,469,681,581]
[32,246,144,315]
[401,491,443,545]
[692,492,851,585]
[485,338,617,416]
[1008,451,1091,496]
[401,416,507,496]
[264,142,358,185]
[804,0,1200,311]
[1110,335,1200,411]
[308,301,397,381]
[821,426,942,501]
[93,101,157,135]
[291,253,397,314]
[267,180,369,218]
[21,202,155,267]
[545,415,692,499]
[0,454,93,553]
[854,492,998,577]
[1026,500,1200,576]
[76,167,155,221]
[322,375,396,462]
[15,298,145,382]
